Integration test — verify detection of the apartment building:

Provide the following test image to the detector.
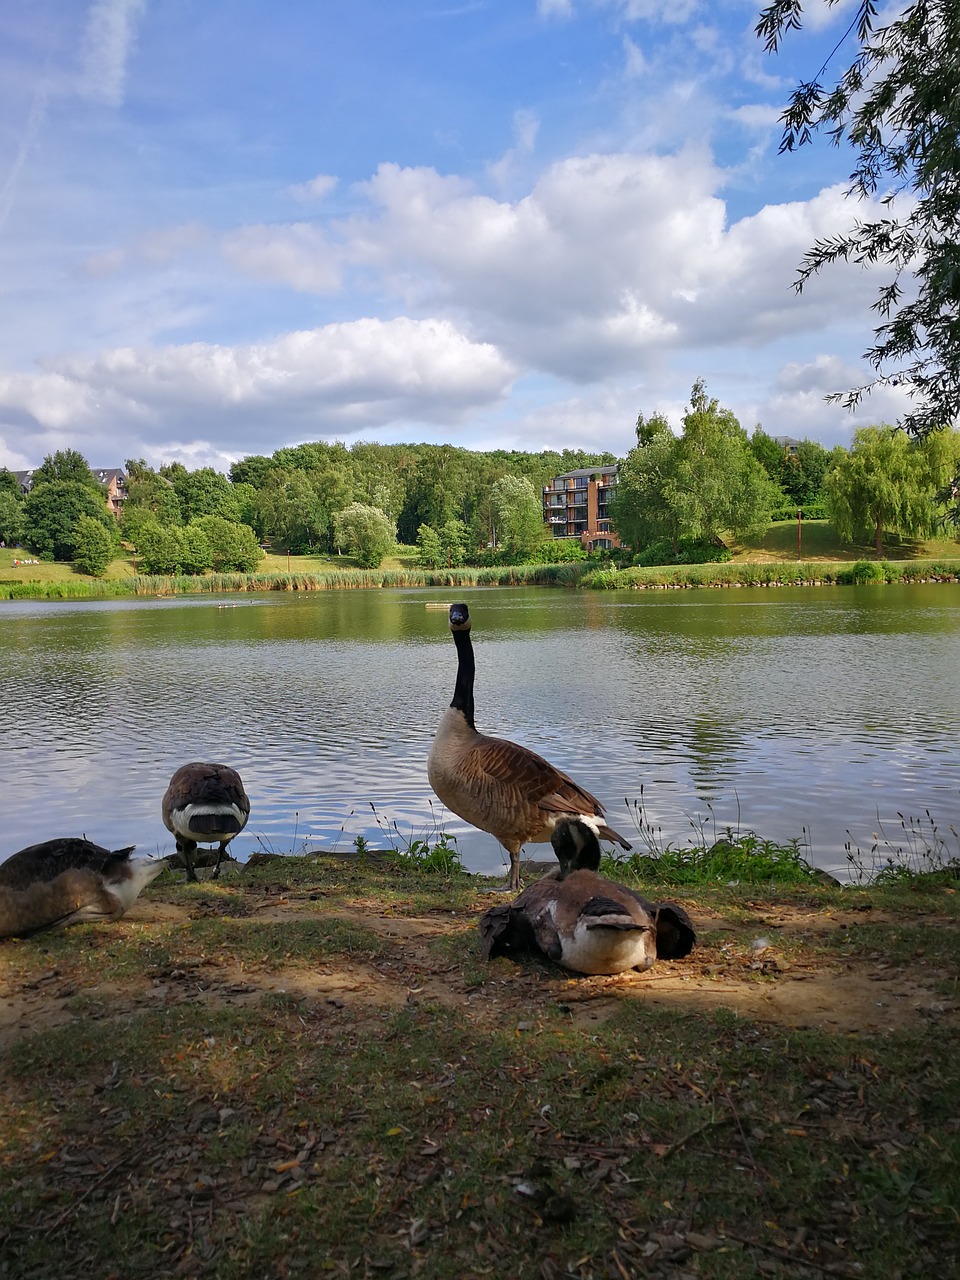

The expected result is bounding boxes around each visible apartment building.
[542,464,621,552]
[13,467,128,519]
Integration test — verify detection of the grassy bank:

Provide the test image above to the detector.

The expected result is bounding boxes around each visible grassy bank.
[580,557,960,590]
[1,852,958,1279]
[2,520,960,598]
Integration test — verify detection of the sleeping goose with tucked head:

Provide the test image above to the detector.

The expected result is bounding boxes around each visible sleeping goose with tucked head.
[478,816,696,975]
[0,845,167,940]
[427,602,632,891]
[162,762,250,882]
[0,837,140,890]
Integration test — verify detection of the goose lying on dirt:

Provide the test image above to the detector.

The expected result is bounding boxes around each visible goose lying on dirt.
[0,837,139,890]
[478,816,696,975]
[428,602,631,892]
[0,856,167,939]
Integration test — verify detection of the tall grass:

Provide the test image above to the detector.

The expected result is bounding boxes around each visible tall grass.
[2,556,959,600]
[580,558,960,590]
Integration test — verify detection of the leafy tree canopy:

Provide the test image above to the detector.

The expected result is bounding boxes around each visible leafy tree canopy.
[72,514,115,577]
[0,491,25,546]
[758,0,960,439]
[490,475,546,562]
[23,480,114,561]
[333,503,396,569]
[824,423,960,553]
[0,468,22,499]
[612,384,780,554]
[32,449,100,491]
[192,515,263,573]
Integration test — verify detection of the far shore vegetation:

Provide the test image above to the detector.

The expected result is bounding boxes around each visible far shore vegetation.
[2,523,959,600]
[3,386,960,599]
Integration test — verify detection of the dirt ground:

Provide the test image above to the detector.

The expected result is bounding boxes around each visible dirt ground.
[2,883,956,1050]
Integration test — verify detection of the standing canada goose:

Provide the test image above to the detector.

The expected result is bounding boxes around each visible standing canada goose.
[0,857,167,940]
[427,602,631,891]
[478,816,696,975]
[0,837,140,890]
[162,762,250,882]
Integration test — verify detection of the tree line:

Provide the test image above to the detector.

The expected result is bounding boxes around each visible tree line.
[2,388,957,577]
[610,380,960,563]
[0,443,614,575]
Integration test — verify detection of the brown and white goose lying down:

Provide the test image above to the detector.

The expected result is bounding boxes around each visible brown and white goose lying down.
[0,844,167,940]
[0,837,140,890]
[427,602,631,892]
[478,817,696,975]
[162,762,250,882]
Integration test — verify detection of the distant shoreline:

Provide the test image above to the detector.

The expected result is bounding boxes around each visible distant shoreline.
[2,557,960,600]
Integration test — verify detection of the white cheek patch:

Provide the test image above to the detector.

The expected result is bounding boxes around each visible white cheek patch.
[107,858,166,912]
[171,803,245,840]
[573,814,603,840]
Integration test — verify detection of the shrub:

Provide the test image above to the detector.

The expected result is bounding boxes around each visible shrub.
[72,515,115,576]
[633,537,732,567]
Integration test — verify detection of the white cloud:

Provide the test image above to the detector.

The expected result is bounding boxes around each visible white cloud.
[328,156,883,381]
[78,0,147,107]
[601,0,702,23]
[287,174,339,204]
[222,222,342,294]
[758,354,915,446]
[537,0,574,17]
[0,318,517,462]
[622,35,646,78]
[487,110,540,190]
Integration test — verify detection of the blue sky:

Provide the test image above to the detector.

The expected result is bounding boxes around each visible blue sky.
[0,0,910,472]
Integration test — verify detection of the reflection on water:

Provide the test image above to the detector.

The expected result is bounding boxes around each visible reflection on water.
[1,584,959,880]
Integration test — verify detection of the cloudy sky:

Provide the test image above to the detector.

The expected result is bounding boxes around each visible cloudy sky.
[0,0,911,473]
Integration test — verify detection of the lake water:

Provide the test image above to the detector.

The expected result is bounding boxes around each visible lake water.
[1,583,959,881]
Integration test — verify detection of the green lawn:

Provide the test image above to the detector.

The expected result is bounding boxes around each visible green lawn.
[1,856,959,1279]
[729,518,960,562]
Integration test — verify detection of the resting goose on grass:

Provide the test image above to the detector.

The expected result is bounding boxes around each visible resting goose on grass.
[162,762,250,882]
[427,602,631,891]
[0,853,166,940]
[478,816,696,975]
[0,837,140,890]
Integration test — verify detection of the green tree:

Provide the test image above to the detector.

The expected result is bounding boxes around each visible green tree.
[824,424,960,555]
[123,459,182,528]
[416,523,444,569]
[23,481,114,561]
[138,522,189,575]
[332,503,395,568]
[254,469,331,552]
[171,467,243,523]
[439,518,468,568]
[0,468,22,499]
[32,449,100,491]
[229,454,274,489]
[751,430,832,507]
[398,446,467,543]
[192,516,263,572]
[490,475,546,562]
[0,492,26,546]
[757,0,960,439]
[610,413,686,552]
[72,514,114,576]
[677,381,781,543]
[613,386,780,554]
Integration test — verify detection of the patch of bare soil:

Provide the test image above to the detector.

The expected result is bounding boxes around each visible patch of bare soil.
[1,889,957,1053]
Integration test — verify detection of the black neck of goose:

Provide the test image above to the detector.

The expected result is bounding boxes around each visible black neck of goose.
[451,628,476,729]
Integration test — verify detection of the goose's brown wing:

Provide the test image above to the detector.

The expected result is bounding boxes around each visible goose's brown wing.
[0,839,135,891]
[479,879,563,963]
[471,733,606,817]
